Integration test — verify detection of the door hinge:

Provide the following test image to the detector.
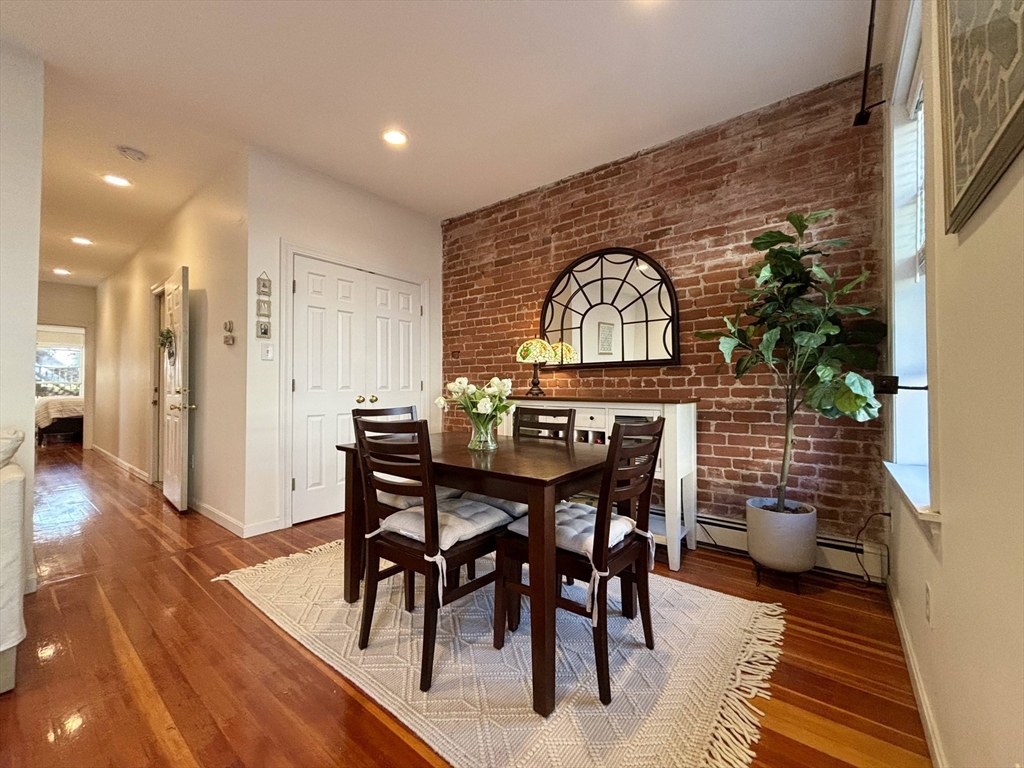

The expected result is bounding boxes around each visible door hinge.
[291,378,295,392]
[291,478,296,491]
[420,380,424,391]
[419,305,423,316]
[292,279,296,293]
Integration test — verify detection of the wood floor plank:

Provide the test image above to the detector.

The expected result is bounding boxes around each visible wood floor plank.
[0,444,932,767]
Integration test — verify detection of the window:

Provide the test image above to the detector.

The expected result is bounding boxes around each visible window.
[36,326,85,397]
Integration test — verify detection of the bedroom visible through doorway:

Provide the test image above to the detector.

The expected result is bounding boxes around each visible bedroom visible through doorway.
[35,324,85,447]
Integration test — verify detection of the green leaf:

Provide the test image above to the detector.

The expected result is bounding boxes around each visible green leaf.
[719,336,741,364]
[793,331,826,348]
[811,264,835,286]
[786,212,808,237]
[837,270,869,295]
[815,361,838,383]
[694,330,724,340]
[847,346,881,370]
[735,353,758,379]
[843,319,887,345]
[758,327,781,362]
[755,263,773,286]
[805,209,835,225]
[815,238,852,250]
[752,230,797,250]
[832,305,873,315]
[819,320,841,335]
[834,381,868,414]
[723,314,736,332]
[844,371,874,397]
[804,381,835,411]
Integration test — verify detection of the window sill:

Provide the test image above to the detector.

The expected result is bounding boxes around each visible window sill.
[883,461,941,523]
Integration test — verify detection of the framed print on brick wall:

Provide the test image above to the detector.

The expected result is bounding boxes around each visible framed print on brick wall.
[938,0,1024,233]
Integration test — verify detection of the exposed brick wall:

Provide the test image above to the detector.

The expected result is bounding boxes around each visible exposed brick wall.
[441,71,885,540]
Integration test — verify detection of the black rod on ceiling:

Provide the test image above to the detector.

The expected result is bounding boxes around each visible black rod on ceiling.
[853,0,886,126]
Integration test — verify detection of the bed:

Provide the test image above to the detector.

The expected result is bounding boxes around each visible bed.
[35,396,84,446]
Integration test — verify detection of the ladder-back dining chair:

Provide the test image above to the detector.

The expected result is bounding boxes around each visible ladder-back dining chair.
[513,406,576,445]
[354,417,512,691]
[492,417,665,705]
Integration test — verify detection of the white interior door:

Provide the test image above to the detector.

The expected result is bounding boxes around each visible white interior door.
[161,267,190,511]
[365,275,422,412]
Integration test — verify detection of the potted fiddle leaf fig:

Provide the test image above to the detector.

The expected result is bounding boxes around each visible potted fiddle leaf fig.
[697,209,885,577]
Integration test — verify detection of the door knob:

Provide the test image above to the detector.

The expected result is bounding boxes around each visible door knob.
[369,395,378,403]
[188,404,197,410]
[169,404,181,411]
[356,395,366,404]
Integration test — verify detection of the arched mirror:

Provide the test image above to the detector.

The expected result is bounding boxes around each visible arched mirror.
[540,247,680,368]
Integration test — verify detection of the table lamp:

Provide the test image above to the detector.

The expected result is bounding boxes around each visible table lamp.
[516,339,555,397]
[550,341,579,365]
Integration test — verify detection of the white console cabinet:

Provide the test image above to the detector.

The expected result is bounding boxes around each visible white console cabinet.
[502,397,698,570]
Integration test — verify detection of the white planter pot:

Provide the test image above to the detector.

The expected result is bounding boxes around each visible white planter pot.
[745,497,817,574]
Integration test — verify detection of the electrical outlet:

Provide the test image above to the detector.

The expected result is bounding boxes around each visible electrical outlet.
[924,582,932,627]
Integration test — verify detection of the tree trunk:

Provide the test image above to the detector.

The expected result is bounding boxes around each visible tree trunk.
[776,408,795,513]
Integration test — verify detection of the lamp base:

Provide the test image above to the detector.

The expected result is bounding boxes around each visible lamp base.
[525,363,545,397]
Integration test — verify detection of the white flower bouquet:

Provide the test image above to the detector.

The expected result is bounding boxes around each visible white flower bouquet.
[435,376,516,451]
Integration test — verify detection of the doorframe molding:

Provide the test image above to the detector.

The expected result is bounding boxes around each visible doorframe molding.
[148,279,166,486]
[277,240,433,530]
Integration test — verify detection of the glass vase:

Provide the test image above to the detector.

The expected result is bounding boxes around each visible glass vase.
[467,418,498,452]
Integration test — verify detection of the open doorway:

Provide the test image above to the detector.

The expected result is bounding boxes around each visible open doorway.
[35,324,86,447]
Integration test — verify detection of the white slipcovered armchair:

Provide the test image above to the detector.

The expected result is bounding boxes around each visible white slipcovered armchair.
[0,428,27,693]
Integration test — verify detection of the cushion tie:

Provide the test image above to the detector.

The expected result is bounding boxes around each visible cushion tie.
[364,527,384,539]
[585,556,610,628]
[634,529,656,571]
[423,552,448,605]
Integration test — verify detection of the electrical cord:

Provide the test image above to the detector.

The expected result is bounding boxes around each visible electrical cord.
[854,511,891,583]
[697,522,719,547]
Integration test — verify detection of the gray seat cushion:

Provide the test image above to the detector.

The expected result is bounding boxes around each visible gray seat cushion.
[506,501,635,558]
[461,492,528,518]
[381,498,512,551]
[375,473,463,509]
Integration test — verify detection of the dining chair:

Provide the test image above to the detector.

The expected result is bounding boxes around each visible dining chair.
[492,417,665,705]
[513,406,576,444]
[354,417,513,691]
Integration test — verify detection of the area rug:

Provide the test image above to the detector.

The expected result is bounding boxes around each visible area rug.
[214,541,784,768]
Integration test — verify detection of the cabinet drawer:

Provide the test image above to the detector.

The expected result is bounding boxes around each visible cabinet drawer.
[575,408,607,430]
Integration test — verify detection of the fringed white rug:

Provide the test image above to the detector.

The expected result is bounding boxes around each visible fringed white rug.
[214,541,784,768]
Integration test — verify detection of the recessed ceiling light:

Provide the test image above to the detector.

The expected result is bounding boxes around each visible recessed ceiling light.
[53,268,71,276]
[102,174,132,187]
[71,237,93,245]
[382,129,408,146]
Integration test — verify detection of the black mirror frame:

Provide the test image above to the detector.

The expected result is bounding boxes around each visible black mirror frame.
[539,247,681,370]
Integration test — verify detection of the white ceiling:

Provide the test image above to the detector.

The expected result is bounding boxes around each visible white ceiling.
[1,0,884,285]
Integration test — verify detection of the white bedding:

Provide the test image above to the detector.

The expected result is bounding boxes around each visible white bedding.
[35,396,84,429]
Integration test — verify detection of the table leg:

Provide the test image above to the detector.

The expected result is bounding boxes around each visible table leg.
[343,451,365,603]
[527,484,557,717]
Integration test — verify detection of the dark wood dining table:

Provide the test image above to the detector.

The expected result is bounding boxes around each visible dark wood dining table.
[336,431,609,716]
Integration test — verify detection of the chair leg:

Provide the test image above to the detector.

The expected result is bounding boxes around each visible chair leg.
[466,560,476,581]
[593,578,611,705]
[420,563,440,692]
[493,545,507,650]
[507,559,522,632]
[404,569,416,612]
[620,565,637,619]
[358,542,380,650]
[636,559,655,651]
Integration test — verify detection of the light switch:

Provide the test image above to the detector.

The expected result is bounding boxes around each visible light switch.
[261,343,274,361]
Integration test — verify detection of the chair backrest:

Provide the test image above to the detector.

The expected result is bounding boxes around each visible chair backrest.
[352,405,418,423]
[513,406,576,444]
[591,418,665,571]
[353,417,440,555]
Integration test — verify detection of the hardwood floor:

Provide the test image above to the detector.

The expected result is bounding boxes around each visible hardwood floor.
[1,444,931,767]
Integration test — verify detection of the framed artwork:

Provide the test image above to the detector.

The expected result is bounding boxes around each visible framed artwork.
[256,299,271,318]
[256,320,271,339]
[597,321,614,355]
[938,0,1024,233]
[256,274,272,296]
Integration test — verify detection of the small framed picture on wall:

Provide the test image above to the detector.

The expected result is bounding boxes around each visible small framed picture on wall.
[598,321,614,355]
[256,320,271,339]
[256,274,272,296]
[256,299,271,318]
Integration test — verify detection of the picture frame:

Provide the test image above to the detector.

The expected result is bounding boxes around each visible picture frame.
[256,274,272,296]
[256,320,271,339]
[597,321,614,355]
[938,0,1024,233]
[256,299,271,318]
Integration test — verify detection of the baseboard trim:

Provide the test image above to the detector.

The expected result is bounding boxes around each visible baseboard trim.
[194,502,245,537]
[89,444,150,483]
[889,588,947,767]
[694,513,888,582]
[242,517,286,538]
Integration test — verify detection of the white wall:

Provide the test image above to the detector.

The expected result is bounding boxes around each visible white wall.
[884,3,1024,766]
[0,40,44,593]
[243,148,443,533]
[94,154,249,531]
[37,282,97,448]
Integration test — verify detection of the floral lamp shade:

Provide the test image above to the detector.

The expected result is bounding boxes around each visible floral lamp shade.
[516,338,555,365]
[550,341,579,365]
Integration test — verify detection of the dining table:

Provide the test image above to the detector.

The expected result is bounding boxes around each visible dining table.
[336,431,610,716]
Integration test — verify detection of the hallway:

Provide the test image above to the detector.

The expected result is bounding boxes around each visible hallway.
[0,446,930,767]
